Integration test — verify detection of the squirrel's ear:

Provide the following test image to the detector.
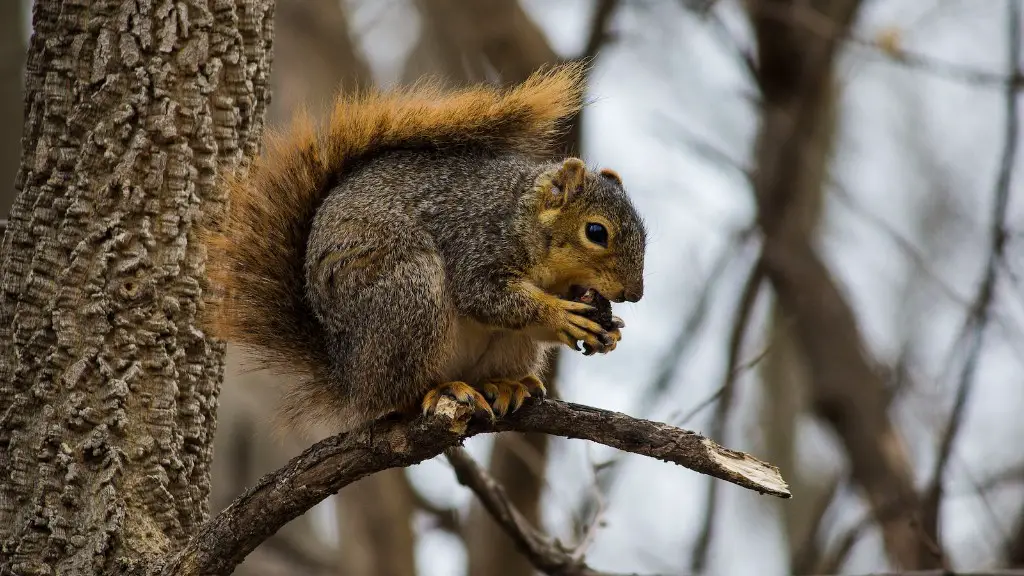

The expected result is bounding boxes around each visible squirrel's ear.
[545,158,586,209]
[599,168,622,186]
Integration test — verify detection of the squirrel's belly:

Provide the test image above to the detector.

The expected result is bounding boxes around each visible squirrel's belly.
[440,317,542,384]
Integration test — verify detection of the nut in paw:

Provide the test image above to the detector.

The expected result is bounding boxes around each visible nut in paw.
[566,286,621,355]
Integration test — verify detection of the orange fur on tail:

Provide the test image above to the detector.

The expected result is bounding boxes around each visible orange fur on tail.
[200,63,587,416]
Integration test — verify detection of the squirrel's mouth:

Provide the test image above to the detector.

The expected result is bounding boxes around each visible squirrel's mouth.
[566,285,590,300]
[567,284,623,304]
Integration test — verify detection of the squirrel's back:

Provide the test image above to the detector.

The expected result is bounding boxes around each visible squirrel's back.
[201,63,586,423]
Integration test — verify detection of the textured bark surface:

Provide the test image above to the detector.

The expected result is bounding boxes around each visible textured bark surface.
[0,0,26,214]
[0,1,273,573]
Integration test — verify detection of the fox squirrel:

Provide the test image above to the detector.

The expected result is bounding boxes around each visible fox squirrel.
[203,63,647,434]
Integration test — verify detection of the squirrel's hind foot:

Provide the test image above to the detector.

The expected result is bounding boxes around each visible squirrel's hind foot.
[519,374,547,399]
[481,375,547,417]
[422,381,495,421]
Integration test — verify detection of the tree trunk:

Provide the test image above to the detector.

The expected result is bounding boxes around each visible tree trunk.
[0,1,273,573]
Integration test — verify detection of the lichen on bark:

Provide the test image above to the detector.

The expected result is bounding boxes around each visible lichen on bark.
[0,1,274,573]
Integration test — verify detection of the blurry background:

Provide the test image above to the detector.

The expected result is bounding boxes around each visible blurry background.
[3,1,1023,575]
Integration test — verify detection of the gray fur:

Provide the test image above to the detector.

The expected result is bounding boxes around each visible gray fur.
[304,148,645,427]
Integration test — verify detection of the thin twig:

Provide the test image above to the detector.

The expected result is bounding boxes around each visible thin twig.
[572,229,753,525]
[815,571,1024,576]
[580,0,621,62]
[791,475,843,575]
[921,0,1020,557]
[751,1,1023,87]
[405,480,462,535]
[852,36,1024,87]
[690,260,765,573]
[697,2,758,80]
[446,446,640,576]
[571,444,611,556]
[663,317,793,428]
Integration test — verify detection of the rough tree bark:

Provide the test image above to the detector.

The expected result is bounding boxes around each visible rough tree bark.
[0,1,273,573]
[0,0,26,214]
[747,0,939,570]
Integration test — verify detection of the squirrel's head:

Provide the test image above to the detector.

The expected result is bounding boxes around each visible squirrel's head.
[531,157,647,303]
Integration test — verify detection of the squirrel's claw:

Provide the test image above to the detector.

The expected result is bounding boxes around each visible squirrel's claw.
[555,298,596,315]
[519,374,547,399]
[582,326,621,355]
[422,381,495,421]
[481,379,532,417]
[559,312,610,354]
[604,326,623,352]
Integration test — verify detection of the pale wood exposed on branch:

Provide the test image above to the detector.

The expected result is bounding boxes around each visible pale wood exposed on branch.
[155,397,789,576]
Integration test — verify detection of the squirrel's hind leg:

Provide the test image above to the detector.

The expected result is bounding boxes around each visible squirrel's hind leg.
[467,337,552,417]
[306,214,458,428]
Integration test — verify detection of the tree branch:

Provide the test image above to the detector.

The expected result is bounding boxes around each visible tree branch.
[579,0,621,62]
[156,397,790,576]
[691,260,766,573]
[446,446,614,576]
[923,0,1020,560]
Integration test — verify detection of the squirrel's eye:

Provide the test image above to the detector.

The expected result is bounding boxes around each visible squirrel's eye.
[585,222,609,247]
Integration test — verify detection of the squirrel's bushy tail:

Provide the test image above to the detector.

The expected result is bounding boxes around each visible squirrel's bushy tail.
[202,63,586,428]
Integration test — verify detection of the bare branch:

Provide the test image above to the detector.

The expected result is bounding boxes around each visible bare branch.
[446,446,623,576]
[406,480,462,535]
[687,1,758,80]
[922,0,1020,556]
[573,229,754,524]
[750,1,1023,87]
[856,38,1024,87]
[579,0,621,62]
[790,475,842,574]
[156,397,789,575]
[691,261,765,573]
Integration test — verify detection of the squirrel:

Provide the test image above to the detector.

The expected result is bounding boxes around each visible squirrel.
[202,63,647,435]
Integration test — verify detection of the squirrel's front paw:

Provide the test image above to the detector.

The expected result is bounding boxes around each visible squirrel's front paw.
[545,298,614,353]
[481,375,546,417]
[422,381,495,421]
